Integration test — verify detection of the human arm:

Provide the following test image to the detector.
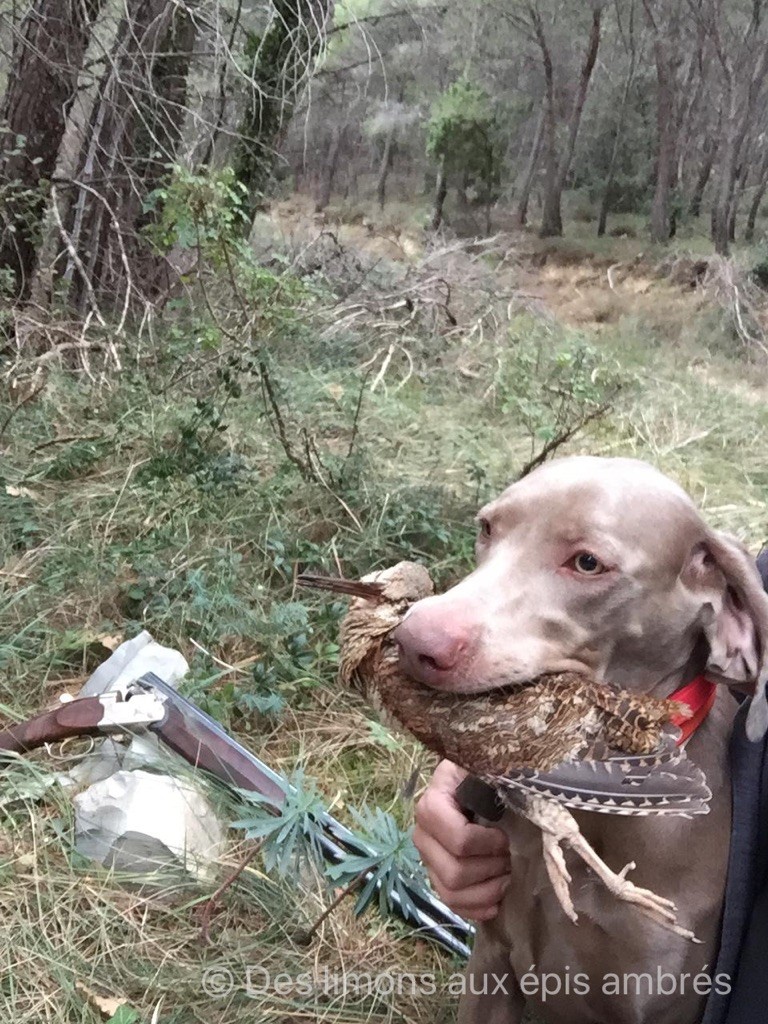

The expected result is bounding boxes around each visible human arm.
[414,759,511,922]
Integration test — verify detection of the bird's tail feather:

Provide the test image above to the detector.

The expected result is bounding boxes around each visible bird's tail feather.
[493,753,711,817]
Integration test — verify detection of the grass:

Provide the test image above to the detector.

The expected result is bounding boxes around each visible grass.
[1,199,768,1022]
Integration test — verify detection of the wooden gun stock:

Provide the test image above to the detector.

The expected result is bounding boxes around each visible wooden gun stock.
[0,698,108,754]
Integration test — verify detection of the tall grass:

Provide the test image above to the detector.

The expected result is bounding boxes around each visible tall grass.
[1,219,767,1021]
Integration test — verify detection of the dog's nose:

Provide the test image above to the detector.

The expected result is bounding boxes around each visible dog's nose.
[394,601,473,686]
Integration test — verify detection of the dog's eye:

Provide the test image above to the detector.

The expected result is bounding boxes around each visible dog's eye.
[478,518,492,540]
[572,552,606,575]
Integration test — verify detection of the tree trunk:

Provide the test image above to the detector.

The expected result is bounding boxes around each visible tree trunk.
[707,11,768,255]
[28,7,123,309]
[64,0,195,313]
[649,34,676,243]
[430,154,448,231]
[514,108,544,228]
[535,5,602,238]
[0,0,102,299]
[598,42,638,237]
[745,149,768,241]
[457,169,470,209]
[711,130,738,255]
[537,44,560,237]
[728,156,750,243]
[376,129,394,209]
[712,86,753,256]
[315,126,343,211]
[688,135,717,217]
[233,0,333,221]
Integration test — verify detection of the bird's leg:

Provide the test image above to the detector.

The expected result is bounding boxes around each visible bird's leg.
[510,793,699,942]
[540,829,577,924]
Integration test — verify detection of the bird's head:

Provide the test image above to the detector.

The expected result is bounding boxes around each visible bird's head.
[337,562,434,696]
[357,561,434,610]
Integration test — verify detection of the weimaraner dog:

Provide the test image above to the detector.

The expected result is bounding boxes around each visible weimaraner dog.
[395,456,768,1024]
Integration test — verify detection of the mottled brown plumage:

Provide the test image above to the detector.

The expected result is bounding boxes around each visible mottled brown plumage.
[300,561,711,939]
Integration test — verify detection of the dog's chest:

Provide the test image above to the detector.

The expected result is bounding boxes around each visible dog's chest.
[497,803,730,1024]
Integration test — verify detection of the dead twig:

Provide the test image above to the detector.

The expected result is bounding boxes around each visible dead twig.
[516,402,614,480]
[259,358,316,482]
[299,870,368,943]
[198,843,262,945]
[31,433,103,453]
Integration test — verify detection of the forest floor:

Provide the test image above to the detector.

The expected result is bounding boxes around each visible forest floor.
[1,194,768,1023]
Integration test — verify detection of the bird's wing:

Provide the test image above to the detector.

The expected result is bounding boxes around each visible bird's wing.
[440,677,712,817]
[490,750,712,817]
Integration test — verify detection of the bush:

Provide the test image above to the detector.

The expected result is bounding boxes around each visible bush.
[491,316,629,471]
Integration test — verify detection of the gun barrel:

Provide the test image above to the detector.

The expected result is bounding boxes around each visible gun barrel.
[137,673,472,957]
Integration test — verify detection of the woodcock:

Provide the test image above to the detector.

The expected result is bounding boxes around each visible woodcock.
[299,561,713,942]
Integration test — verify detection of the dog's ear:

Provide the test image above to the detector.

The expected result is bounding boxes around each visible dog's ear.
[683,532,768,740]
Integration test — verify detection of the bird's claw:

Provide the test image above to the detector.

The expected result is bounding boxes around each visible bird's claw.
[603,861,700,942]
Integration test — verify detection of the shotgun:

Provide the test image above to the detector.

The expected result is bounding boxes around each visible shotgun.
[0,671,473,957]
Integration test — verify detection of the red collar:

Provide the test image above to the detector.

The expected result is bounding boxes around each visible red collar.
[669,676,717,745]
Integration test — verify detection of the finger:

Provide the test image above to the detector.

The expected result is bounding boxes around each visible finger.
[414,826,511,890]
[431,874,511,918]
[416,793,509,858]
[430,759,469,791]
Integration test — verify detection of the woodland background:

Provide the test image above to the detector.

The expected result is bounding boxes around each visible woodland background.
[1,1,768,1022]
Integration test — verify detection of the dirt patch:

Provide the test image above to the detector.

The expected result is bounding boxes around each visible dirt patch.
[266,194,425,264]
[261,194,719,336]
[512,251,708,332]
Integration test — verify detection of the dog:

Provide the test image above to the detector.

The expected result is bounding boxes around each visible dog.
[394,456,768,1024]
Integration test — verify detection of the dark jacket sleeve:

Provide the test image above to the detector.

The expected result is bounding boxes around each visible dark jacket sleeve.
[703,552,768,1024]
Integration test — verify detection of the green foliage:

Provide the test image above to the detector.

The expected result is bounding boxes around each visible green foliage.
[109,1008,141,1024]
[0,127,46,294]
[232,779,428,924]
[0,485,41,552]
[142,165,335,496]
[140,397,247,493]
[118,548,262,645]
[0,755,59,813]
[426,77,502,197]
[492,317,628,456]
[144,165,248,255]
[252,599,340,686]
[42,438,112,481]
[145,165,316,325]
[327,806,427,918]
[366,719,404,752]
[231,771,330,879]
[177,593,342,726]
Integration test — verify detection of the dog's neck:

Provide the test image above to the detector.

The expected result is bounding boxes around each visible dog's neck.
[606,635,735,792]
[665,646,736,797]
[603,634,710,698]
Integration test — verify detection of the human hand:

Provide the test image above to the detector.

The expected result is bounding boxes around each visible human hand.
[414,760,511,922]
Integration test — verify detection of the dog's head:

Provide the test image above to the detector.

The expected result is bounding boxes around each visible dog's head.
[394,456,768,738]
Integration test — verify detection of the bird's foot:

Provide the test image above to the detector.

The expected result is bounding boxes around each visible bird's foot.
[515,794,700,942]
[571,842,701,943]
